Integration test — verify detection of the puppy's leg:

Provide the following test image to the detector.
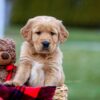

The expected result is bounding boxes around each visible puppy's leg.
[14,60,32,86]
[44,66,64,86]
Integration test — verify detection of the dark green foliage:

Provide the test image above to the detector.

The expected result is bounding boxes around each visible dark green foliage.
[11,0,100,26]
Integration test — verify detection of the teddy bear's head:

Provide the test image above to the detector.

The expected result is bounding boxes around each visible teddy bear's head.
[0,39,16,65]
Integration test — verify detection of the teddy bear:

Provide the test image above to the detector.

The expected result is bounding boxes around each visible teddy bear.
[0,38,16,84]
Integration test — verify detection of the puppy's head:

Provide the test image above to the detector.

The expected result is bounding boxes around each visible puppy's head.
[21,16,69,54]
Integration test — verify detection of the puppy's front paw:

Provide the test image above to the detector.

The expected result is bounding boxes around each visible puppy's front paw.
[4,80,23,86]
[13,81,23,86]
[4,81,14,86]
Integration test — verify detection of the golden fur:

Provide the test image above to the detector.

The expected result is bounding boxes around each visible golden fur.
[5,16,69,86]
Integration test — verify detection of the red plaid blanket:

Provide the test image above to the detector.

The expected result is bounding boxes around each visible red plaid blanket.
[0,84,56,100]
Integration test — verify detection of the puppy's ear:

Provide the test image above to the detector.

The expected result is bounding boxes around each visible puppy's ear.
[59,22,69,43]
[20,19,33,41]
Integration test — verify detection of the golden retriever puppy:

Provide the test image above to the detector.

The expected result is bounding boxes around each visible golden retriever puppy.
[6,16,69,86]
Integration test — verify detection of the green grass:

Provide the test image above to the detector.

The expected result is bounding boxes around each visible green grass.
[61,43,100,100]
[5,26,100,100]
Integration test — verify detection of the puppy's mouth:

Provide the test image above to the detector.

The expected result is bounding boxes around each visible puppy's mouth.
[41,47,50,53]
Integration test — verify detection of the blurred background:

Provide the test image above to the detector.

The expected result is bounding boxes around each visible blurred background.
[0,0,100,99]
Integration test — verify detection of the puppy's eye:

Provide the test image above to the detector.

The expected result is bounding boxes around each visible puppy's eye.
[50,32,56,36]
[36,31,41,35]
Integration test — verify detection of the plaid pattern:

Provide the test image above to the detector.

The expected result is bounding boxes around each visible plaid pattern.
[0,84,56,100]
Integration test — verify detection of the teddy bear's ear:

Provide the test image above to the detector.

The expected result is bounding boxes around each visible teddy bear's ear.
[58,21,69,43]
[0,39,6,50]
[20,19,33,42]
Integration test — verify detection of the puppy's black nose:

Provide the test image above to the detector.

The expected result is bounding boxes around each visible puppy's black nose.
[42,41,50,48]
[1,53,9,60]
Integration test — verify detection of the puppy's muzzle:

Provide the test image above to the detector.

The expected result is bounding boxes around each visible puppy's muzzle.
[42,41,50,49]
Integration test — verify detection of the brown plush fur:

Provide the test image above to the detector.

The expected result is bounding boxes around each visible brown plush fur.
[0,38,16,83]
[5,16,69,87]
